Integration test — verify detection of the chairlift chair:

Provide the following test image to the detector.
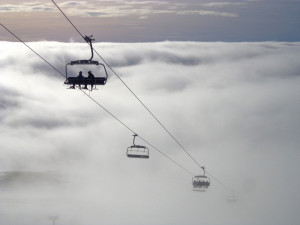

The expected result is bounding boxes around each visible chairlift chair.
[192,167,211,192]
[126,134,149,159]
[227,193,238,203]
[64,35,108,89]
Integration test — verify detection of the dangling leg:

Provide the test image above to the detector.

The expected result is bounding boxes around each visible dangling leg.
[70,82,75,89]
[82,81,88,89]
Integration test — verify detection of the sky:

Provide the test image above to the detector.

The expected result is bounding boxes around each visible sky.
[0,0,300,42]
[1,1,300,225]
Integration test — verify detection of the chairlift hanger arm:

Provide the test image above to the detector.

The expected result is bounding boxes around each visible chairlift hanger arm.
[132,134,138,146]
[84,35,95,61]
[201,166,206,176]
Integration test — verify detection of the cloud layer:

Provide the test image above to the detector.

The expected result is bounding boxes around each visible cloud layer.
[0,41,300,225]
[0,1,238,18]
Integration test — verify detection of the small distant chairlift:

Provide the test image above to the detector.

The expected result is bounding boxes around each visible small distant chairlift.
[64,35,108,90]
[126,134,149,159]
[227,193,238,203]
[192,167,211,192]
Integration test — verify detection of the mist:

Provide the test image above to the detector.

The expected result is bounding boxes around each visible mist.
[0,41,300,225]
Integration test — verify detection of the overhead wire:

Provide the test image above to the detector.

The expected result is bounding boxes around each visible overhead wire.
[3,0,233,189]
[50,0,234,191]
[51,0,205,171]
[51,0,85,40]
[0,23,65,79]
[0,22,194,177]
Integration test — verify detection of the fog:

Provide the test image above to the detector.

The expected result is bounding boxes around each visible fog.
[0,41,300,225]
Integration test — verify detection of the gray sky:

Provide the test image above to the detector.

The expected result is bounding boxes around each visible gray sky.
[1,0,300,224]
[1,0,300,42]
[0,41,300,224]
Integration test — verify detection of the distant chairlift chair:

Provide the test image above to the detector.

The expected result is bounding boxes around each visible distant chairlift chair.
[126,134,149,159]
[192,167,211,192]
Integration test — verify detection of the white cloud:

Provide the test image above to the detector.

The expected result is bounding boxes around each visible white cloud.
[0,41,300,224]
[0,2,54,13]
[0,1,239,18]
[177,10,238,17]
[204,2,246,7]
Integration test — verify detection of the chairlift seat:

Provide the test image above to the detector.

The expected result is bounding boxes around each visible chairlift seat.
[64,77,107,85]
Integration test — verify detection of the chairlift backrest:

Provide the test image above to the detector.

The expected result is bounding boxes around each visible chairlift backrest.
[70,60,99,65]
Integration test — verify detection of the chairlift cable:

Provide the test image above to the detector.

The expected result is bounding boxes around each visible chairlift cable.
[0,23,194,177]
[206,171,232,191]
[51,0,85,40]
[136,136,194,175]
[0,23,65,79]
[51,0,233,191]
[51,0,205,172]
[93,48,203,168]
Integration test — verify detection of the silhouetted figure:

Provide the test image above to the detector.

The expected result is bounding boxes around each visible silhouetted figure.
[77,71,84,89]
[88,71,95,90]
[71,71,84,89]
[193,180,197,188]
[84,71,95,90]
[204,181,209,188]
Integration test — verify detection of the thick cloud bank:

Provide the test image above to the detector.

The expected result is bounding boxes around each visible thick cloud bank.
[0,41,300,225]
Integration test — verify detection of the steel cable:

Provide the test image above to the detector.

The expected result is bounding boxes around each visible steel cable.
[1,22,194,177]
